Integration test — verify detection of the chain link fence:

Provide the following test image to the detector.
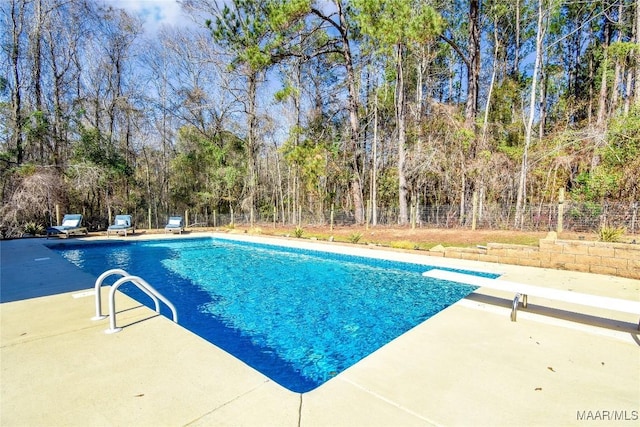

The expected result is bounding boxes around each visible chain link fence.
[415,201,638,233]
[5,200,635,239]
[124,201,638,234]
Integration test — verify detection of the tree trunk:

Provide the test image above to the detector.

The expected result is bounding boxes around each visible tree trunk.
[624,2,636,115]
[513,0,521,76]
[465,0,480,129]
[415,46,427,123]
[588,38,594,124]
[610,1,624,114]
[335,0,364,224]
[10,0,25,165]
[515,0,545,228]
[396,44,408,225]
[624,66,633,115]
[372,91,378,226]
[596,20,610,129]
[48,27,64,167]
[30,0,45,162]
[482,19,499,149]
[538,63,547,138]
[247,70,258,227]
[635,0,640,107]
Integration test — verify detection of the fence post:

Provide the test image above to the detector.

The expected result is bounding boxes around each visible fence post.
[471,191,478,231]
[55,204,61,226]
[230,206,234,226]
[557,188,565,233]
[330,204,334,231]
[366,200,370,230]
[411,201,416,229]
[185,210,189,229]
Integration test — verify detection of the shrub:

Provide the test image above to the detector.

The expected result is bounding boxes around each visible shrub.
[23,222,45,236]
[294,226,304,238]
[348,232,362,244]
[389,240,415,250]
[597,225,625,242]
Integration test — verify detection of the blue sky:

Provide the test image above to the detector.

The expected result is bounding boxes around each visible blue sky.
[107,0,187,32]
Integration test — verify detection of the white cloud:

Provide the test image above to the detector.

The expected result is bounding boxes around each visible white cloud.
[105,0,187,33]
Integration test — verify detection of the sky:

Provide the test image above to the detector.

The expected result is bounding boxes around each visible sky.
[107,0,188,33]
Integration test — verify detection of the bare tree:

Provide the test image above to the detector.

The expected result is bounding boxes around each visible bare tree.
[0,167,64,236]
[310,0,366,224]
[515,0,546,228]
[5,0,27,165]
[634,0,640,108]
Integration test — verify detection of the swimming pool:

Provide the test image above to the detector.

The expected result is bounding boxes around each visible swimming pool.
[52,237,495,392]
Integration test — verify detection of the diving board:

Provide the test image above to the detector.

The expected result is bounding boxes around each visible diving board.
[422,269,640,330]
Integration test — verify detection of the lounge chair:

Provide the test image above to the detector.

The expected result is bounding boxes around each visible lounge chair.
[46,214,88,238]
[164,216,184,234]
[107,215,135,237]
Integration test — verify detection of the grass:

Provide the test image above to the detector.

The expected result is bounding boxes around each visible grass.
[267,229,543,250]
[477,235,541,246]
[348,232,363,244]
[194,224,553,250]
[388,240,430,251]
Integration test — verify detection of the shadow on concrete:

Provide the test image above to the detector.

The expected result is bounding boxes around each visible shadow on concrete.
[0,238,98,303]
[466,292,640,337]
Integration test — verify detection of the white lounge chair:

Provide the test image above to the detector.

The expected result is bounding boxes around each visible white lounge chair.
[422,269,640,330]
[107,215,135,237]
[46,214,88,238]
[164,216,184,234]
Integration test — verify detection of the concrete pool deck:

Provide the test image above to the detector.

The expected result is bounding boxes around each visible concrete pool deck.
[1,232,638,426]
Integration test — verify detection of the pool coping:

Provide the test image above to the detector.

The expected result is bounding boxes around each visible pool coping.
[1,232,639,426]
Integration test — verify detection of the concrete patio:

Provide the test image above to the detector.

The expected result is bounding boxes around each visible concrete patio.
[1,233,638,426]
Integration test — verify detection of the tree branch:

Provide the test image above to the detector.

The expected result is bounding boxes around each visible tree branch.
[439,33,471,71]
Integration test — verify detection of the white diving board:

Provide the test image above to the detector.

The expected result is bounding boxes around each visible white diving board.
[422,269,640,330]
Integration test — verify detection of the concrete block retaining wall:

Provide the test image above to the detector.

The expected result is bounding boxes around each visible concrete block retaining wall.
[429,234,640,280]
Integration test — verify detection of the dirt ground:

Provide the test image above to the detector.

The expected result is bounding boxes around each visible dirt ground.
[220,225,598,249]
[97,223,605,250]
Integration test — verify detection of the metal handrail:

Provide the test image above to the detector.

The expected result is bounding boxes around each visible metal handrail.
[93,269,130,320]
[93,269,161,320]
[511,293,521,322]
[93,268,178,333]
[105,275,178,334]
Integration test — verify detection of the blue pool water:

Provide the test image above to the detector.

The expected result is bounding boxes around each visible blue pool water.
[51,237,494,392]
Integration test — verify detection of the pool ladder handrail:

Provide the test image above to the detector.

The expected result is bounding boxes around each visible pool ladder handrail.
[93,268,178,334]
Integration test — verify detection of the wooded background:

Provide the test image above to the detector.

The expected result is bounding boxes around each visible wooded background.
[1,0,639,237]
